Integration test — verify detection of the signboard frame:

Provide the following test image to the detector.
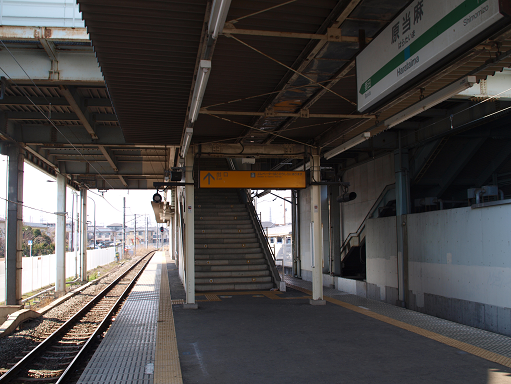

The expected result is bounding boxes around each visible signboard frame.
[199,170,306,189]
[357,0,510,113]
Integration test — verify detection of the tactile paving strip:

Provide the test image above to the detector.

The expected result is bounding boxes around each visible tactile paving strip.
[154,258,183,384]
[77,255,162,384]
[284,275,511,368]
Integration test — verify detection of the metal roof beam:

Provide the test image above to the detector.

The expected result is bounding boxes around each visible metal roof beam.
[59,85,99,139]
[0,26,89,42]
[200,110,374,119]
[222,27,367,43]
[6,111,116,122]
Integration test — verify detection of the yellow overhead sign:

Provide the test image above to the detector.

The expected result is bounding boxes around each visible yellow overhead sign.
[199,171,306,189]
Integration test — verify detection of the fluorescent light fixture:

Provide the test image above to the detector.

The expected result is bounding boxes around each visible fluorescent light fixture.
[208,0,232,40]
[189,60,212,123]
[385,76,477,128]
[324,132,371,160]
[180,127,193,159]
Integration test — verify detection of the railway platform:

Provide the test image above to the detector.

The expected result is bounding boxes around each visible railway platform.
[79,253,511,384]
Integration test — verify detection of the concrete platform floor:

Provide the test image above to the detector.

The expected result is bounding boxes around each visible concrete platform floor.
[168,263,511,384]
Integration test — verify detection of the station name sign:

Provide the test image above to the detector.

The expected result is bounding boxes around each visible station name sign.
[199,171,306,189]
[357,0,510,112]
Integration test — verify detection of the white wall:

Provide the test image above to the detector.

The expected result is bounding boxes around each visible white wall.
[364,204,511,335]
[18,247,115,295]
[366,216,398,302]
[0,0,84,27]
[342,154,395,241]
[407,205,511,309]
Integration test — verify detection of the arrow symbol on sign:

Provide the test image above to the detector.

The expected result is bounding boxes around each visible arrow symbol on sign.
[203,172,215,185]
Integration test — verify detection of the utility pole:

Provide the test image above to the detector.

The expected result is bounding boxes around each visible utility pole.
[122,197,126,259]
[134,214,137,255]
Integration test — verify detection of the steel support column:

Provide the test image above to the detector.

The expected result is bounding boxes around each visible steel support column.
[395,142,410,307]
[310,152,325,305]
[5,144,23,305]
[183,152,197,309]
[80,188,87,282]
[55,173,67,296]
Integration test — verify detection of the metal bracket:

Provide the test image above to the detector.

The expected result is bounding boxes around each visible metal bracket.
[326,27,342,42]
[264,107,275,117]
[300,109,310,118]
[153,182,194,188]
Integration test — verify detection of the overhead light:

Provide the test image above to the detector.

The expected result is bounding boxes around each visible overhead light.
[385,76,477,128]
[153,193,162,203]
[241,157,256,164]
[208,0,232,40]
[323,132,371,160]
[180,127,193,159]
[189,60,212,124]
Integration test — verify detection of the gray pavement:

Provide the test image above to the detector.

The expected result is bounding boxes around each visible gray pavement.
[168,263,511,384]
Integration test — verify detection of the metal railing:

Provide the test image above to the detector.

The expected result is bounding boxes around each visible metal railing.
[340,183,395,261]
[240,190,281,286]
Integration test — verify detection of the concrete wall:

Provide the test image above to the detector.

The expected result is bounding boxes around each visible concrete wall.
[365,216,399,304]
[0,248,116,300]
[341,154,395,241]
[363,205,511,336]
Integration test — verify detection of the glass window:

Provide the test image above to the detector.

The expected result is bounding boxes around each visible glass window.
[270,237,275,243]
[277,237,282,243]
[286,238,291,244]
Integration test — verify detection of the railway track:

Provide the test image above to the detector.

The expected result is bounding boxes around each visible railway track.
[0,251,155,384]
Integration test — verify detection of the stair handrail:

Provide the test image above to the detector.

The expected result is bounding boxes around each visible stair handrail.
[241,189,281,286]
[340,183,396,255]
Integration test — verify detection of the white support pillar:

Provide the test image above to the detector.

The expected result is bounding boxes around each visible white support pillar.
[5,144,23,304]
[80,188,87,282]
[55,173,67,296]
[310,152,325,305]
[183,152,197,309]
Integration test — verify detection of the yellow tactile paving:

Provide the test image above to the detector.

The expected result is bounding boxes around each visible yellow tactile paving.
[286,283,511,369]
[154,255,183,384]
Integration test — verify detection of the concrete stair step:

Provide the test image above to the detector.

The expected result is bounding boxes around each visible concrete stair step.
[195,224,253,230]
[195,264,268,272]
[195,282,274,292]
[195,252,264,260]
[195,270,270,278]
[195,276,272,285]
[195,259,266,266]
[195,234,257,241]
[195,219,252,225]
[198,211,249,216]
[195,229,255,235]
[195,248,263,255]
[195,204,245,209]
[196,214,249,220]
[196,243,260,249]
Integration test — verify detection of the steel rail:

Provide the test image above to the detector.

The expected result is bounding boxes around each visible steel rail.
[0,251,155,383]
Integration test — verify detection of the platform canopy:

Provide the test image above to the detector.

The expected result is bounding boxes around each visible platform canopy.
[1,0,511,193]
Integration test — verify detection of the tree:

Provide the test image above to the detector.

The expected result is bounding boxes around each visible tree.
[22,226,55,256]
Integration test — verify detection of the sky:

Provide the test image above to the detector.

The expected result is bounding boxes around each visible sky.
[0,155,291,229]
[0,155,157,229]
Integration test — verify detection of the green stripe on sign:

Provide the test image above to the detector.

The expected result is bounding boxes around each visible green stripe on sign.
[360,0,489,95]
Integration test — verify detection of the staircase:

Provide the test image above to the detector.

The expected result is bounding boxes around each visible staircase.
[194,189,276,291]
